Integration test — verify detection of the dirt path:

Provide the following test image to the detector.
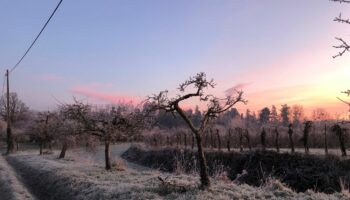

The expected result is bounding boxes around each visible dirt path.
[0,154,36,200]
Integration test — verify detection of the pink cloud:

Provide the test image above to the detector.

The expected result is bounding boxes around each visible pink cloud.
[70,86,141,105]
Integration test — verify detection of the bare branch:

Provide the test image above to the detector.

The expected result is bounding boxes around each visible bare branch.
[333,37,350,58]
[330,0,350,3]
[334,13,350,24]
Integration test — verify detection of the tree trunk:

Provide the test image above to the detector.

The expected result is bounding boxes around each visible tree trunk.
[153,135,158,147]
[7,127,15,154]
[166,136,170,147]
[39,142,43,155]
[304,134,309,155]
[216,129,221,151]
[226,129,231,152]
[245,129,252,151]
[59,143,68,159]
[105,141,111,170]
[239,128,243,152]
[339,133,347,157]
[210,129,214,149]
[16,141,19,151]
[324,124,328,156]
[191,134,195,150]
[288,125,295,154]
[289,133,294,154]
[195,132,210,189]
[184,133,187,149]
[275,127,279,153]
[261,128,266,151]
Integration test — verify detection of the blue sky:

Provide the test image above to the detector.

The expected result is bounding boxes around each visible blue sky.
[1,0,350,116]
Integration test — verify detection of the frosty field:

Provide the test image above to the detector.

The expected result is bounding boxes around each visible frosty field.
[0,144,349,200]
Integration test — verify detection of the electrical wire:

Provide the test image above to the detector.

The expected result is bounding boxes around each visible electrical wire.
[10,0,63,73]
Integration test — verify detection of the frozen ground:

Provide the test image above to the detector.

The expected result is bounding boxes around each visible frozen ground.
[1,144,350,200]
[0,154,36,200]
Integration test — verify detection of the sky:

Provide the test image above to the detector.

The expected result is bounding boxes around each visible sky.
[1,0,350,118]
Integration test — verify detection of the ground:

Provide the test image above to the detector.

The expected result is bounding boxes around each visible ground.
[0,143,349,200]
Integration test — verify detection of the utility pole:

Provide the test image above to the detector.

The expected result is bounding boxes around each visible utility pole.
[6,69,14,153]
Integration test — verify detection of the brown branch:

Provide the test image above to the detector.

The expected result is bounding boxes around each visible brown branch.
[174,104,198,133]
[337,97,350,106]
[333,37,350,58]
[330,0,350,3]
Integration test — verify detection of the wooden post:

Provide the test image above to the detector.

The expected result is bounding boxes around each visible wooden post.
[226,128,231,152]
[6,69,14,154]
[324,124,328,156]
[216,129,221,151]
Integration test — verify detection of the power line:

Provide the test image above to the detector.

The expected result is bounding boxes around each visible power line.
[10,0,63,73]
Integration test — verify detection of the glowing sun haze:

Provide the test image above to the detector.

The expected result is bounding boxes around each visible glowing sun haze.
[1,0,350,118]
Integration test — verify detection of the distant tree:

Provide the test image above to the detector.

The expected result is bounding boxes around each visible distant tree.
[270,105,279,123]
[302,121,313,154]
[280,104,290,127]
[147,72,246,189]
[259,107,270,125]
[291,105,304,126]
[192,106,202,127]
[0,92,29,153]
[331,124,347,156]
[245,129,252,151]
[312,108,331,121]
[288,123,295,154]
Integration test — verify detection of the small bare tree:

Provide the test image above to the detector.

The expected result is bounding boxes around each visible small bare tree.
[29,111,57,155]
[274,127,280,153]
[147,72,246,189]
[288,123,295,154]
[302,121,313,154]
[62,100,147,170]
[245,129,252,151]
[331,124,347,156]
[0,92,29,153]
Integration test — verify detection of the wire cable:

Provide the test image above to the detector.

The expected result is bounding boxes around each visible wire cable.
[10,0,63,73]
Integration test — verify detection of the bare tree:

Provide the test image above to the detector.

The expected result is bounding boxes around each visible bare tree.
[0,93,29,153]
[62,100,147,170]
[288,123,295,154]
[29,111,57,155]
[236,127,244,152]
[147,72,246,189]
[274,127,280,153]
[331,124,347,156]
[302,121,313,154]
[55,110,84,159]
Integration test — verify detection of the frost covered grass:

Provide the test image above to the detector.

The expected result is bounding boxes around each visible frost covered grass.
[0,154,35,200]
[4,144,350,200]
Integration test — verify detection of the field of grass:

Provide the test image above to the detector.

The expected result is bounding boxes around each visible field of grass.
[0,144,348,199]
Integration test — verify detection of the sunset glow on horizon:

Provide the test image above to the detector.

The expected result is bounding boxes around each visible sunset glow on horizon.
[1,1,350,119]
